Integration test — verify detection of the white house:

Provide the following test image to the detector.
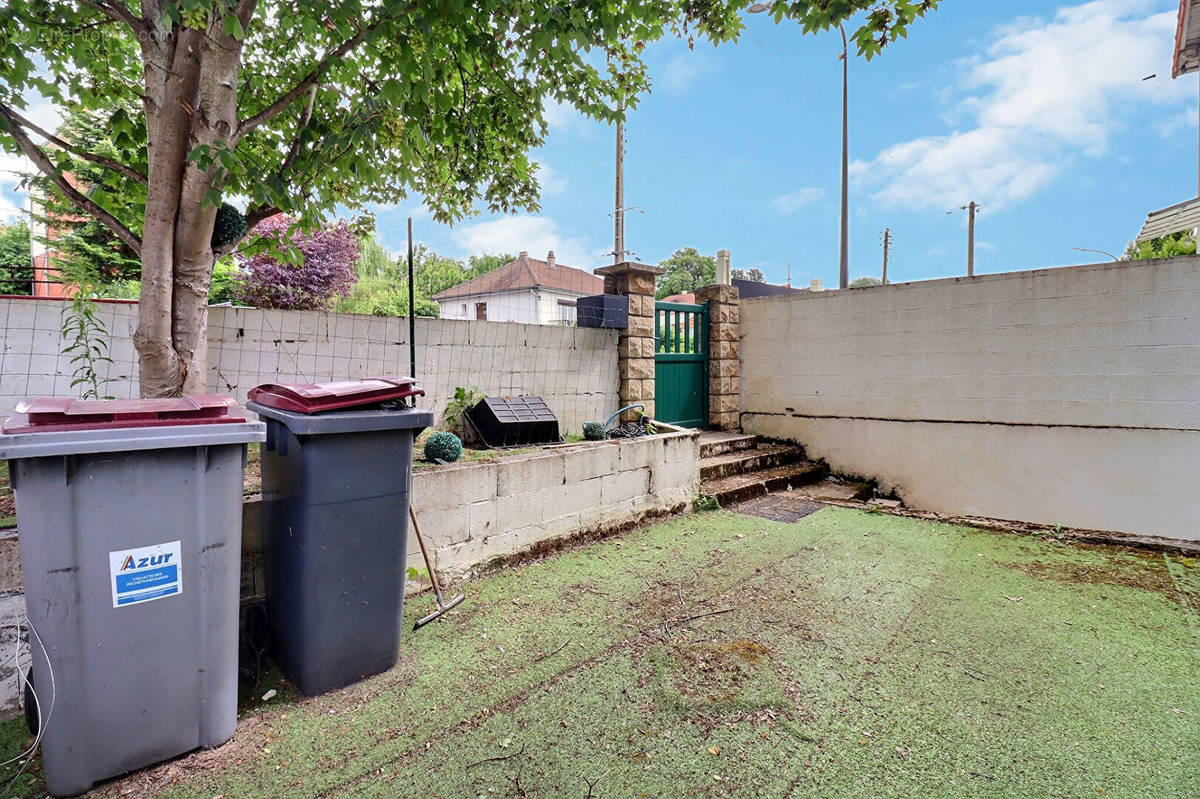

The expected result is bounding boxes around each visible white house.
[433,251,603,325]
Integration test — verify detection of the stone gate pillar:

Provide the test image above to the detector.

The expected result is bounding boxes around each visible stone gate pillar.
[695,256,740,430]
[594,261,664,420]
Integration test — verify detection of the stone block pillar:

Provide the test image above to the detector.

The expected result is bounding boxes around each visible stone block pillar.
[594,261,665,420]
[694,281,740,431]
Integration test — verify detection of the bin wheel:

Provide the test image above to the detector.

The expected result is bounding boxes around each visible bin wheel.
[23,667,37,736]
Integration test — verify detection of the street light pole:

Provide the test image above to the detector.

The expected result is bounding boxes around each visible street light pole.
[748,4,850,288]
[839,24,849,290]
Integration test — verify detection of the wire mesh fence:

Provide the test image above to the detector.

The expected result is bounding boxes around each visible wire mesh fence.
[0,296,622,439]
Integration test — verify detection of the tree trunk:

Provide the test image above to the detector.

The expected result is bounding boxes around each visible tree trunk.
[133,8,251,397]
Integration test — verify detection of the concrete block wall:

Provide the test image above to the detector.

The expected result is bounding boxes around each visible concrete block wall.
[0,299,140,407]
[0,300,619,436]
[206,308,619,435]
[741,257,1200,543]
[410,428,698,579]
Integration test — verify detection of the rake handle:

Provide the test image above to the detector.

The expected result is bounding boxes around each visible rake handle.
[408,504,445,600]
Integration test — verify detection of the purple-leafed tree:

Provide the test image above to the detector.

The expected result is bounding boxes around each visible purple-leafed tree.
[237,216,360,311]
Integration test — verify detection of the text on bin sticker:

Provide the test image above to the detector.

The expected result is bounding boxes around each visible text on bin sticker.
[109,541,183,608]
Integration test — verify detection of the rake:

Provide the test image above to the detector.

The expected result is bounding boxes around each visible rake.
[409,505,466,629]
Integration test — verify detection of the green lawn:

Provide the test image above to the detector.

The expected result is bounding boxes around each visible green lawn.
[2,507,1196,798]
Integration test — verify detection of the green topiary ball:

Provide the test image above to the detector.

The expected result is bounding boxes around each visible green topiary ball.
[424,431,463,463]
[210,203,248,250]
[582,421,606,441]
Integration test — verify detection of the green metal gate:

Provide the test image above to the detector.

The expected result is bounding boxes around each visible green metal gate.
[654,300,709,428]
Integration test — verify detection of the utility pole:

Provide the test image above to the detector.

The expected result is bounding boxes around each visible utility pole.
[786,261,791,288]
[614,106,624,265]
[881,228,891,284]
[838,24,850,290]
[960,201,978,277]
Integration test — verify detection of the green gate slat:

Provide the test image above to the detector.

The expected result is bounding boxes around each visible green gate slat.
[653,300,709,428]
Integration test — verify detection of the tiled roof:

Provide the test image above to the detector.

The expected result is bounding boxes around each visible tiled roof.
[432,252,603,301]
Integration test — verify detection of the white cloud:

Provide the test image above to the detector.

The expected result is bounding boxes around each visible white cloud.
[21,96,63,140]
[659,52,714,93]
[542,99,586,133]
[1156,105,1199,138]
[450,215,606,269]
[0,91,63,223]
[0,152,31,223]
[770,186,825,214]
[853,0,1191,211]
[852,127,1061,210]
[0,193,22,223]
[534,162,567,195]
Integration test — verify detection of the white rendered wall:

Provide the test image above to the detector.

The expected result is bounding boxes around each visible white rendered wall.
[741,257,1200,543]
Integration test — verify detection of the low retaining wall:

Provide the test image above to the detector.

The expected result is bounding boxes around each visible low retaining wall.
[238,427,699,602]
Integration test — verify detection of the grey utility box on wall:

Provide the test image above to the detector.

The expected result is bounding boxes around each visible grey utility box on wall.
[576,294,628,329]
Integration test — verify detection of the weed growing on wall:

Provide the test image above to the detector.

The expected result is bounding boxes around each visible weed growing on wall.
[442,386,486,440]
[59,290,113,400]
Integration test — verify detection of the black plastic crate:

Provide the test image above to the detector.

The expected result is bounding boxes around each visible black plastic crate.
[576,294,627,329]
[466,396,560,447]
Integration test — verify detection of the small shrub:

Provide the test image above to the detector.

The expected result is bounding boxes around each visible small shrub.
[210,203,247,250]
[424,431,463,463]
[582,421,606,441]
[693,494,721,512]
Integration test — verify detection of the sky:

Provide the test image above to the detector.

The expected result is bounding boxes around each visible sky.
[2,0,1197,288]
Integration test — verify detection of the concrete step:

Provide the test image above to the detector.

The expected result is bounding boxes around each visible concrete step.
[701,461,829,506]
[699,443,807,481]
[698,431,758,459]
[788,477,873,503]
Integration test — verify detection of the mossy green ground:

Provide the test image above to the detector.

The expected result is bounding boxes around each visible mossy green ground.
[2,507,1197,798]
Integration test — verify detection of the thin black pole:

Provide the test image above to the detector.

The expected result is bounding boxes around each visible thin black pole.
[407,217,416,380]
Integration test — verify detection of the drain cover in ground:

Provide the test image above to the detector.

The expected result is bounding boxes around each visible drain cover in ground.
[732,494,824,523]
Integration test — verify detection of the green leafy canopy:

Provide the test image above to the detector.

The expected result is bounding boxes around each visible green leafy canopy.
[656,246,716,299]
[1,1,936,233]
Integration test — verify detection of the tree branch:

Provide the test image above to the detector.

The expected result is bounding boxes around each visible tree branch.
[280,83,318,174]
[1,104,143,257]
[243,204,279,231]
[235,21,380,140]
[1,105,148,186]
[79,0,146,33]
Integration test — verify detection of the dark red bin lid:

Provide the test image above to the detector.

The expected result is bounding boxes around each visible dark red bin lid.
[3,394,247,434]
[247,376,424,414]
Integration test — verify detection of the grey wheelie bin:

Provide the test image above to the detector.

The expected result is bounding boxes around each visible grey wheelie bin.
[0,395,265,797]
[246,377,432,696]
